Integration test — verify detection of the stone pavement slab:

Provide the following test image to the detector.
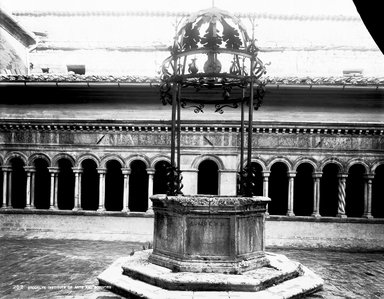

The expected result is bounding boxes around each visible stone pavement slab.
[0,237,383,298]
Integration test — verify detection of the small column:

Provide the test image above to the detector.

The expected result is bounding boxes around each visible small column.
[54,172,59,209]
[1,166,11,209]
[262,171,270,216]
[30,170,36,208]
[24,166,36,209]
[48,167,59,210]
[122,168,131,213]
[337,173,348,218]
[146,168,155,214]
[287,171,296,217]
[311,172,322,218]
[363,174,374,219]
[97,168,107,212]
[72,167,83,211]
[7,166,12,208]
[262,171,270,197]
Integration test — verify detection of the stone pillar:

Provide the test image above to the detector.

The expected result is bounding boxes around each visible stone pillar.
[262,171,270,216]
[72,167,83,211]
[1,166,11,209]
[7,167,12,208]
[48,167,59,210]
[262,171,270,197]
[363,174,374,219]
[24,166,36,209]
[311,172,322,218]
[97,168,107,212]
[146,168,155,214]
[337,173,348,218]
[287,171,296,217]
[31,170,36,208]
[122,168,131,213]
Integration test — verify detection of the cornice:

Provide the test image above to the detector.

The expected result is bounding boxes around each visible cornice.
[0,120,383,136]
[1,75,384,88]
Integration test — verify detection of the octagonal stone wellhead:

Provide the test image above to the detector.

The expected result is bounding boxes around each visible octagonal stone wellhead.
[148,194,271,274]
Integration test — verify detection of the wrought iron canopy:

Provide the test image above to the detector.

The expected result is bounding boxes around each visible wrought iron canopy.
[159,7,267,197]
[161,7,266,107]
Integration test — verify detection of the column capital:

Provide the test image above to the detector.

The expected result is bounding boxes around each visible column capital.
[48,167,60,173]
[287,171,297,178]
[363,174,375,180]
[261,170,270,177]
[1,166,12,172]
[24,166,36,173]
[146,168,155,175]
[337,173,348,179]
[122,168,131,175]
[97,168,107,174]
[71,167,83,174]
[312,172,323,179]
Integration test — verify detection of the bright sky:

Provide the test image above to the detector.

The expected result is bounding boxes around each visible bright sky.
[0,0,360,16]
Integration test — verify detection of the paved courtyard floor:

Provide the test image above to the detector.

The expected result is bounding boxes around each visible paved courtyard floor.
[0,237,383,299]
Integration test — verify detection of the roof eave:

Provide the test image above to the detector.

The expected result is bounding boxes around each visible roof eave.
[0,8,36,47]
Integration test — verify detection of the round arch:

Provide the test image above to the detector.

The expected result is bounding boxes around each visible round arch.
[241,158,267,172]
[319,158,344,173]
[100,154,125,168]
[266,157,292,172]
[372,160,384,174]
[28,153,51,167]
[126,154,150,169]
[77,153,101,168]
[293,157,318,172]
[150,155,171,169]
[191,154,224,171]
[345,159,369,174]
[52,153,75,167]
[4,151,28,166]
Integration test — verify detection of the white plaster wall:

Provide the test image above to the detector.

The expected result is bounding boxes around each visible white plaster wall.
[219,171,237,195]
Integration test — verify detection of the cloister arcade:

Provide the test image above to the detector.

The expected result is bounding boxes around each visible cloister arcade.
[1,151,383,219]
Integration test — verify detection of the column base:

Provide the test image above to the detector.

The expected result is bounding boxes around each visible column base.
[146,208,154,215]
[336,213,347,218]
[311,213,321,218]
[286,211,295,217]
[362,214,373,219]
[97,207,106,213]
[121,208,130,213]
[1,205,10,209]
[24,205,35,210]
[49,206,57,211]
[72,207,83,212]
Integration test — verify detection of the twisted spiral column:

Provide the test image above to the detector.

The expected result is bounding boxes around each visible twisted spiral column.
[337,173,348,218]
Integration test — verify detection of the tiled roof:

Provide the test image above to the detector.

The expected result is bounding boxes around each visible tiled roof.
[1,74,384,87]
[12,10,362,22]
[0,7,36,47]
